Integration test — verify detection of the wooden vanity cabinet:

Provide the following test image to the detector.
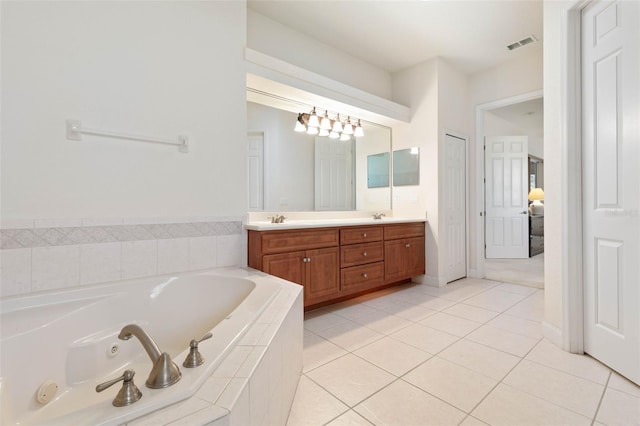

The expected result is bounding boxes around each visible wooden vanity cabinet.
[383,223,426,282]
[248,221,425,309]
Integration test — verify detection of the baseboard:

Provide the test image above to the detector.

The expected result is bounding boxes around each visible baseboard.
[542,320,564,348]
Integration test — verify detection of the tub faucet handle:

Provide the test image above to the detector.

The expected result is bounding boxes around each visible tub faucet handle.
[96,369,142,407]
[183,332,213,368]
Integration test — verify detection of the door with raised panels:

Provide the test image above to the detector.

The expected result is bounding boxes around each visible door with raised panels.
[582,0,639,384]
[445,134,467,282]
[485,136,529,259]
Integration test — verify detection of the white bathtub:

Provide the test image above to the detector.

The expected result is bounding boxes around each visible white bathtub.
[0,268,283,425]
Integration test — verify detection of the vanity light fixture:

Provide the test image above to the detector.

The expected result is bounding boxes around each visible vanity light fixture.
[293,109,364,140]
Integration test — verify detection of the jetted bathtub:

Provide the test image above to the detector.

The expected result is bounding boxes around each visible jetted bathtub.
[0,268,282,425]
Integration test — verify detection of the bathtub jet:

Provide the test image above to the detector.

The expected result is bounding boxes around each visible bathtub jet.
[118,324,182,389]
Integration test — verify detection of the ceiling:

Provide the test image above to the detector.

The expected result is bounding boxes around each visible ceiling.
[489,97,543,132]
[247,0,543,75]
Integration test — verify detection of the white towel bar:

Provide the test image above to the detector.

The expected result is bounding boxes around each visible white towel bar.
[66,119,188,153]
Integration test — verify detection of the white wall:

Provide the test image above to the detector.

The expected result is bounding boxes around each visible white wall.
[391,59,440,283]
[246,102,315,211]
[466,49,543,275]
[1,1,247,222]
[484,111,544,159]
[0,1,248,298]
[247,10,393,101]
[542,0,573,339]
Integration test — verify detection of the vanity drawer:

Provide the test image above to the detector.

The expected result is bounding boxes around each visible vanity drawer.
[340,226,383,245]
[340,241,384,267]
[341,262,384,292]
[384,222,425,240]
[260,229,339,254]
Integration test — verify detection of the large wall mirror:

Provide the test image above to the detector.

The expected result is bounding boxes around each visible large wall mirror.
[247,98,392,212]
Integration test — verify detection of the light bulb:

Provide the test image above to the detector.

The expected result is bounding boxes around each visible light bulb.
[329,131,340,139]
[343,117,354,135]
[332,115,343,132]
[294,114,307,132]
[308,108,320,128]
[306,126,318,135]
[340,133,351,141]
[320,111,332,130]
[319,128,330,137]
[353,119,364,137]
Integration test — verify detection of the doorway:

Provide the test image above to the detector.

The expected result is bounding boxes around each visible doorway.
[476,95,545,288]
[444,133,467,283]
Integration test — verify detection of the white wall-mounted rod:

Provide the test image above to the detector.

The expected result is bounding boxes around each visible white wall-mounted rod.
[66,119,188,153]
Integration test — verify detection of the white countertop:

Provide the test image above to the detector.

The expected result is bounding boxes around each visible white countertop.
[245,217,426,231]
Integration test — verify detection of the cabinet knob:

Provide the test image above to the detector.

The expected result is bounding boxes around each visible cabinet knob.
[362,233,367,238]
[405,243,411,248]
[302,257,311,263]
[363,252,368,257]
[362,273,368,279]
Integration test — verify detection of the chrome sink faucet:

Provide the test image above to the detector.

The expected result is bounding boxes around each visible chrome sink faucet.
[118,324,182,389]
[373,212,386,220]
[270,214,286,223]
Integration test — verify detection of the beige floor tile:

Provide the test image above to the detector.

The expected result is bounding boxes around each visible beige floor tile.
[347,309,413,335]
[438,339,521,381]
[325,410,374,426]
[354,336,432,376]
[487,313,543,339]
[466,325,539,357]
[286,375,348,426]
[503,359,605,418]
[410,293,459,311]
[459,415,490,425]
[595,387,640,426]
[472,383,591,425]
[404,356,498,413]
[493,282,538,295]
[418,281,497,301]
[485,254,544,288]
[504,292,545,322]
[390,322,459,354]
[304,311,350,333]
[303,332,348,373]
[463,289,529,312]
[355,380,466,426]
[315,320,385,352]
[525,339,611,384]
[419,312,483,337]
[365,297,438,321]
[306,354,395,407]
[443,303,501,323]
[329,303,384,322]
[608,372,640,397]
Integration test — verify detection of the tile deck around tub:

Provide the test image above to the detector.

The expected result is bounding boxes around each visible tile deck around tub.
[288,278,640,426]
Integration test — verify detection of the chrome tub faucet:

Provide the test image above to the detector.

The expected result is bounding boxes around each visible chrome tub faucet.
[118,324,181,389]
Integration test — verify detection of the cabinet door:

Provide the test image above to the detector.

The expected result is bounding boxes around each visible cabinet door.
[305,247,340,305]
[405,237,426,276]
[384,237,425,282]
[263,251,306,286]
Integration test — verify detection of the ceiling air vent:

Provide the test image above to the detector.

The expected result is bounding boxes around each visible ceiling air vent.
[507,35,538,51]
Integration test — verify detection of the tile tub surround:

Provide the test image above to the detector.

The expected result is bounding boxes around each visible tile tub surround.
[292,278,640,426]
[127,273,303,426]
[0,218,243,297]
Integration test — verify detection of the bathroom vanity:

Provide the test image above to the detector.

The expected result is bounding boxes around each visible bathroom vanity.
[247,220,425,309]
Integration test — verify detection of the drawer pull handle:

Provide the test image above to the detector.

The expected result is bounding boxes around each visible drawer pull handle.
[405,243,411,248]
[362,273,368,279]
[362,233,368,238]
[363,252,368,257]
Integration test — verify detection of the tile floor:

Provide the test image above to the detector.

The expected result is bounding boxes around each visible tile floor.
[485,255,544,289]
[286,278,640,426]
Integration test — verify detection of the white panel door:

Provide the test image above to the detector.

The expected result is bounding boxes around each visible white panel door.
[445,134,467,282]
[485,136,529,259]
[247,132,264,211]
[314,138,354,211]
[582,0,639,384]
